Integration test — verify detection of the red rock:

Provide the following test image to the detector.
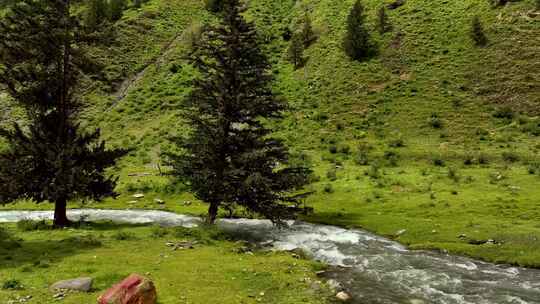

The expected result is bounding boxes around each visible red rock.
[98,274,157,304]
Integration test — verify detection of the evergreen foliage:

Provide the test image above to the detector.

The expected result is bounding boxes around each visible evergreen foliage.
[287,32,305,69]
[86,0,108,30]
[0,0,127,227]
[166,0,311,224]
[205,0,223,13]
[300,12,316,48]
[470,16,488,46]
[109,0,126,21]
[377,6,392,34]
[343,0,374,61]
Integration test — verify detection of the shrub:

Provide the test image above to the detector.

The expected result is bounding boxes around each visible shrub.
[326,168,338,181]
[470,16,488,46]
[388,138,405,148]
[463,154,474,166]
[150,225,170,238]
[493,106,514,120]
[354,142,371,165]
[478,153,490,165]
[377,6,392,34]
[432,155,445,167]
[328,145,338,154]
[428,114,444,129]
[113,231,137,241]
[339,145,351,154]
[323,184,334,193]
[383,150,399,167]
[205,0,223,12]
[17,220,49,232]
[366,163,381,179]
[448,167,460,183]
[502,151,519,163]
[2,279,23,290]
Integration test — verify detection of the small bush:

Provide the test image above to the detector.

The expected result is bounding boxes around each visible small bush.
[463,154,474,166]
[2,280,23,290]
[366,163,381,179]
[428,114,444,129]
[493,106,514,120]
[383,150,399,167]
[326,169,338,181]
[502,151,520,163]
[448,167,460,183]
[478,153,490,165]
[432,155,445,167]
[470,16,488,46]
[150,225,170,238]
[113,231,137,241]
[323,184,334,193]
[339,145,351,154]
[17,220,50,232]
[355,142,371,165]
[328,145,338,154]
[388,138,405,148]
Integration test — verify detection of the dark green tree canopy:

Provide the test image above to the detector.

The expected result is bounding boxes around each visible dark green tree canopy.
[343,0,374,61]
[167,0,311,223]
[0,0,127,226]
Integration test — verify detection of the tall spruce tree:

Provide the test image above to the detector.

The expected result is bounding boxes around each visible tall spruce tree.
[0,0,127,227]
[300,12,316,48]
[166,0,311,224]
[470,16,488,46]
[287,32,305,69]
[109,0,126,22]
[377,6,392,34]
[86,0,108,30]
[344,0,374,61]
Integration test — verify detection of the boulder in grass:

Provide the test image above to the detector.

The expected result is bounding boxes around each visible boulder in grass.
[50,277,93,292]
[98,274,157,304]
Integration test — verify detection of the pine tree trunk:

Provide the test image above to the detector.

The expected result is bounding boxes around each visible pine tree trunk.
[207,202,219,224]
[53,198,71,228]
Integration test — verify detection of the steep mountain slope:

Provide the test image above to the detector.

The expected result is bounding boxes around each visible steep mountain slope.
[2,0,540,266]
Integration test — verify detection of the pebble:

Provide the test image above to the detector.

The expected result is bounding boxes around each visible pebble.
[336,291,351,302]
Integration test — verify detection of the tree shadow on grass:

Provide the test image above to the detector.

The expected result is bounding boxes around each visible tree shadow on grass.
[0,236,103,270]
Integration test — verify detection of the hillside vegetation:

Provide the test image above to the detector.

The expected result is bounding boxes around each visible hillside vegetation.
[2,0,540,267]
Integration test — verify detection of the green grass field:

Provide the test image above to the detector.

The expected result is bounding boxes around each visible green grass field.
[0,223,332,303]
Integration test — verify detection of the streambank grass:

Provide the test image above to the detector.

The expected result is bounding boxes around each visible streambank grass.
[0,224,332,304]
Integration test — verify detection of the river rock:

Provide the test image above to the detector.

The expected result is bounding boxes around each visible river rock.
[154,198,165,205]
[50,277,93,292]
[336,291,351,302]
[133,193,145,199]
[98,274,156,304]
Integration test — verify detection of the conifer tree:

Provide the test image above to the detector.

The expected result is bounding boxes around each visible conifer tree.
[344,0,374,61]
[287,32,305,69]
[86,0,108,30]
[109,0,126,21]
[300,12,316,48]
[205,0,223,13]
[377,6,392,34]
[166,0,311,224]
[470,16,488,46]
[0,0,127,227]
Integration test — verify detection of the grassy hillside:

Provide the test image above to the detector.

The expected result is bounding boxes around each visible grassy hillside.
[2,0,540,267]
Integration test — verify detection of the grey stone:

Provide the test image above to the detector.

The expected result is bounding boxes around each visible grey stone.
[50,277,93,292]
